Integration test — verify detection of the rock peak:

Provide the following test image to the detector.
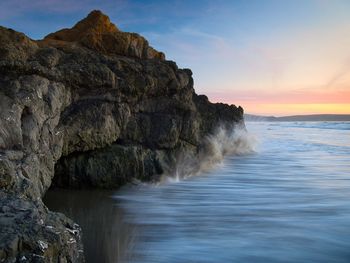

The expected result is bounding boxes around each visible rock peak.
[74,10,119,35]
[43,10,119,43]
[87,9,105,18]
[41,10,165,60]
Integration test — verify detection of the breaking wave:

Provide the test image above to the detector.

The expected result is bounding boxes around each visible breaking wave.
[163,123,257,182]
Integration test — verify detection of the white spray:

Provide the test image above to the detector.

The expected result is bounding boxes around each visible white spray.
[164,122,257,182]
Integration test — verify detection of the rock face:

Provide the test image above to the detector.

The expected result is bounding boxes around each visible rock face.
[0,10,243,262]
[40,10,165,60]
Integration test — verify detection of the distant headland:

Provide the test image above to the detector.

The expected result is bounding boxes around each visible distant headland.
[245,114,350,122]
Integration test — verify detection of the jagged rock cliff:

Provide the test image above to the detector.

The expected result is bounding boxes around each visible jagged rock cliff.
[0,10,243,262]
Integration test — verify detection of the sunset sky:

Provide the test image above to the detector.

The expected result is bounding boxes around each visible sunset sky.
[1,0,350,116]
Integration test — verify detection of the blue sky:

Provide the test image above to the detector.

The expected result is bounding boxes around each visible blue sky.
[1,0,350,115]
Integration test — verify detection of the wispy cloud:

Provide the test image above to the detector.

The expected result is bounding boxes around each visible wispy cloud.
[0,0,131,19]
[0,0,84,17]
[207,85,350,105]
[325,57,350,88]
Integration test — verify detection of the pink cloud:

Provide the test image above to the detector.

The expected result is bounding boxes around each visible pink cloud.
[205,86,350,105]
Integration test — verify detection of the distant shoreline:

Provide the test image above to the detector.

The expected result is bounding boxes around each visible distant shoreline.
[244,114,350,122]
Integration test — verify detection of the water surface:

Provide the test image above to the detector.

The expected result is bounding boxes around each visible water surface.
[45,121,350,263]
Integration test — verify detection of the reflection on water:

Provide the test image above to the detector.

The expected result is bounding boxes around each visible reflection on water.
[45,122,350,263]
[43,190,137,263]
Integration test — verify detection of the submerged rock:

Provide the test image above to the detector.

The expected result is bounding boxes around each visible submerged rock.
[0,10,243,262]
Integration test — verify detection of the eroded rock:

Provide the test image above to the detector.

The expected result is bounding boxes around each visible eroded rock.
[40,10,165,60]
[0,10,243,262]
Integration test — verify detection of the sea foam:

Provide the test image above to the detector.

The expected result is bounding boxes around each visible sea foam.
[163,123,257,182]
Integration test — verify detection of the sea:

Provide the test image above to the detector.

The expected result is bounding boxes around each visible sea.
[44,121,350,263]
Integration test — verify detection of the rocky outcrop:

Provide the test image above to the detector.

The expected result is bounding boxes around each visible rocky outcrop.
[40,10,165,60]
[0,10,243,262]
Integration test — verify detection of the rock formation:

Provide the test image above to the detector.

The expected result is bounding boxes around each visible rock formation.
[0,10,243,262]
[40,10,165,60]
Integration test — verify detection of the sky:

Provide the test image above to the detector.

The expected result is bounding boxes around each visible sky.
[1,0,350,116]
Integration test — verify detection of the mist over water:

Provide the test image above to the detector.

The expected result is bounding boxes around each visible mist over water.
[163,124,257,182]
[45,121,350,263]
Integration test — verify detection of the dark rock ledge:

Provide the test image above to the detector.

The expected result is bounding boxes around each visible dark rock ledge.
[0,10,243,262]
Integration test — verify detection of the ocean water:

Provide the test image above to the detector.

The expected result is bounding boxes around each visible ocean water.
[44,121,350,263]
